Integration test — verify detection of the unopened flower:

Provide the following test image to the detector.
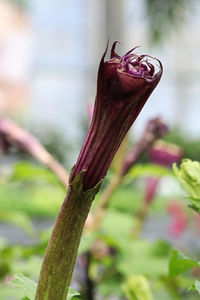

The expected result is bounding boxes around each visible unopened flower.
[73,42,163,190]
[173,159,200,200]
[144,141,183,206]
[149,140,183,168]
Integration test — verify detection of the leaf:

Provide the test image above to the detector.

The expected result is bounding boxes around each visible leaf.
[122,275,153,300]
[102,210,133,245]
[169,250,200,278]
[124,164,172,185]
[0,177,64,218]
[98,272,124,298]
[10,273,37,300]
[118,239,170,279]
[11,161,59,185]
[67,287,82,299]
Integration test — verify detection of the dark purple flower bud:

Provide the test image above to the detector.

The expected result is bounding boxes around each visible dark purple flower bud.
[145,117,168,139]
[149,140,183,168]
[73,42,163,190]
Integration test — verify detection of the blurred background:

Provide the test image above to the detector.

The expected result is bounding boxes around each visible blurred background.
[0,0,200,165]
[0,0,200,299]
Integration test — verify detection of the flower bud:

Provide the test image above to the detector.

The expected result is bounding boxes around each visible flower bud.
[149,140,183,168]
[173,159,200,200]
[73,42,163,190]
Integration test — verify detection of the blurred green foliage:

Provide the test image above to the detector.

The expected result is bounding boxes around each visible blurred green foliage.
[0,156,199,299]
[0,161,64,218]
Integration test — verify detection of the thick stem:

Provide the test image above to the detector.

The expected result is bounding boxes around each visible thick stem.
[35,171,101,300]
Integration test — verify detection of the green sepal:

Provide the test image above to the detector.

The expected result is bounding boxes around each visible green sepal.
[68,166,102,201]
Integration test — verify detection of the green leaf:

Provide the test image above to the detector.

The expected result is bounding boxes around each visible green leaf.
[122,275,153,300]
[102,210,133,245]
[98,272,124,298]
[67,287,82,299]
[0,177,64,218]
[118,239,170,279]
[169,250,200,278]
[124,163,172,185]
[10,273,37,300]
[11,161,59,185]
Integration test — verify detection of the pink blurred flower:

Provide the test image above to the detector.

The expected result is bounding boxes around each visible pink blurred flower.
[167,201,187,237]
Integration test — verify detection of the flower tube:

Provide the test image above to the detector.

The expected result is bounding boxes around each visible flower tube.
[73,42,163,190]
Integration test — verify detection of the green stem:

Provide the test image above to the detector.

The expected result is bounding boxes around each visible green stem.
[131,203,149,238]
[35,171,101,300]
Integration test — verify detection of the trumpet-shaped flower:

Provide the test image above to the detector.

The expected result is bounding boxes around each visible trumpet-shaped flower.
[73,42,163,190]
